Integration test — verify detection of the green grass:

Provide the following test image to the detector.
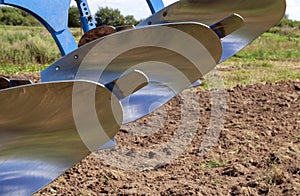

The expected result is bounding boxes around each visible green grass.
[0,63,48,74]
[219,59,300,88]
[0,25,60,65]
[215,26,300,88]
[0,25,83,74]
[232,31,300,60]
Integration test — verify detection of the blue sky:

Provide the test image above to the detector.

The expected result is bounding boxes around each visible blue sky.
[71,0,300,21]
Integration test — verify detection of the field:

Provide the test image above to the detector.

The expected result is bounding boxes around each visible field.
[0,24,299,195]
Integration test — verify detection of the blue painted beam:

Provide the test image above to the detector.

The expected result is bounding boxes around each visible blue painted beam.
[146,0,164,14]
[75,0,96,33]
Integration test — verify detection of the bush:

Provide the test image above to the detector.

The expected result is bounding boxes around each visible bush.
[0,6,41,26]
[276,15,300,28]
[94,7,139,27]
[68,6,81,27]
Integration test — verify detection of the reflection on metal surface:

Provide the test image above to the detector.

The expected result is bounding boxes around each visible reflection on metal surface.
[120,81,176,123]
[0,81,122,195]
[0,77,11,90]
[0,77,32,90]
[210,13,244,39]
[138,0,286,62]
[42,23,222,123]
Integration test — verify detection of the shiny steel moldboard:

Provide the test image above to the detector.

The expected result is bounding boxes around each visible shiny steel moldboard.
[42,23,222,123]
[138,0,286,62]
[0,81,122,195]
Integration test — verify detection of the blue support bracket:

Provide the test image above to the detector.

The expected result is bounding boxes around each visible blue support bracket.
[0,0,78,56]
[146,0,165,14]
[75,0,96,33]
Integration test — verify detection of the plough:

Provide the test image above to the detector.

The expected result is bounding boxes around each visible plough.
[0,0,286,195]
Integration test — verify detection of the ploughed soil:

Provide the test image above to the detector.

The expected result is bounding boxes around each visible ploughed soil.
[3,73,299,195]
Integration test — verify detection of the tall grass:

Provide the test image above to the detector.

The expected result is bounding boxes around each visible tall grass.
[212,25,300,87]
[0,25,82,74]
[233,28,300,60]
[0,25,60,65]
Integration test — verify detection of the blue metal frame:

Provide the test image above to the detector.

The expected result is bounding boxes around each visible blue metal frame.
[75,0,96,33]
[146,0,164,14]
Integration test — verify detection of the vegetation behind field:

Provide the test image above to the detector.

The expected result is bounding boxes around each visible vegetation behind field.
[0,6,139,28]
[0,17,299,87]
[0,25,82,74]
[217,23,300,88]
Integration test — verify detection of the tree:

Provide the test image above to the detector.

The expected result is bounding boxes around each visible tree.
[94,7,139,27]
[68,6,81,27]
[276,14,300,28]
[95,7,124,27]
[124,15,139,26]
[0,6,40,26]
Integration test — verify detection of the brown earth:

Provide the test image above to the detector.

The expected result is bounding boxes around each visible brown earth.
[5,73,299,195]
[34,79,300,195]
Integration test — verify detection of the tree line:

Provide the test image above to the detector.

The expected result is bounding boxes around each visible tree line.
[69,6,140,27]
[1,6,299,28]
[0,6,140,27]
[0,6,41,26]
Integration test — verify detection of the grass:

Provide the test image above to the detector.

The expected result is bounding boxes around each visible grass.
[0,25,83,74]
[0,25,60,65]
[232,28,300,60]
[216,26,300,88]
[219,60,300,88]
[0,63,48,75]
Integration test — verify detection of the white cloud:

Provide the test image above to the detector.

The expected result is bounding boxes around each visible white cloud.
[72,0,300,21]
[286,0,300,20]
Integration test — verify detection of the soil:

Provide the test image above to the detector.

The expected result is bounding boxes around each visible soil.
[4,73,299,195]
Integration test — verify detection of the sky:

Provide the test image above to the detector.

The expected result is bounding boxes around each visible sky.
[71,0,300,21]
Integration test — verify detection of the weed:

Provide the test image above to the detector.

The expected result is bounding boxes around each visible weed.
[201,159,226,168]
[264,164,284,185]
[210,180,222,187]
